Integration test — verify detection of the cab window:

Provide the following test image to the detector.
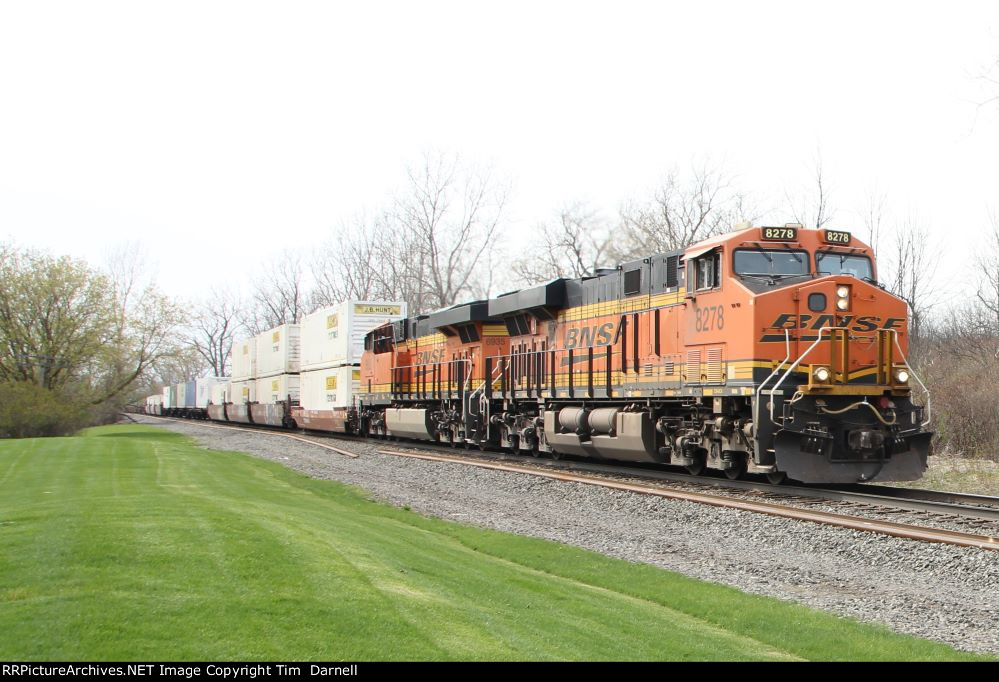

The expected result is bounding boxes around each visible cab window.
[733,249,809,277]
[694,251,721,291]
[815,251,873,280]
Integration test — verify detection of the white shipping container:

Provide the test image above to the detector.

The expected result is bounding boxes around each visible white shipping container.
[210,381,230,405]
[300,366,361,410]
[176,381,197,409]
[301,301,406,370]
[255,374,301,405]
[230,338,258,381]
[195,377,226,408]
[230,380,257,404]
[162,386,172,409]
[255,324,301,377]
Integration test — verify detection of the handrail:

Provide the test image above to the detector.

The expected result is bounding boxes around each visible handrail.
[769,327,837,423]
[889,329,932,427]
[754,329,791,431]
[765,326,931,428]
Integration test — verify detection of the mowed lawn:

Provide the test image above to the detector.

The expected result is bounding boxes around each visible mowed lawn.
[0,425,987,661]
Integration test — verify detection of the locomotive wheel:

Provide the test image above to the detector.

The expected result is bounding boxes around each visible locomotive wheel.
[766,471,788,485]
[724,464,746,480]
[506,435,520,455]
[550,450,563,461]
[530,442,541,457]
[685,461,705,476]
[724,456,747,480]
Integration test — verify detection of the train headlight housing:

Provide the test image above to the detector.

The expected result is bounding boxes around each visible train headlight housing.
[836,284,851,311]
[813,366,831,383]
[894,368,910,384]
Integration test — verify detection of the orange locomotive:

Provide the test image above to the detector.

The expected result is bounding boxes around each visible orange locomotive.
[359,224,931,484]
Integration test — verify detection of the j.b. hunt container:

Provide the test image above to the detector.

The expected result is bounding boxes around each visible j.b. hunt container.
[255,324,301,378]
[294,365,362,433]
[209,381,230,405]
[230,338,258,381]
[226,380,256,424]
[255,374,301,405]
[301,301,406,371]
[300,366,359,409]
[206,379,230,422]
[249,374,300,428]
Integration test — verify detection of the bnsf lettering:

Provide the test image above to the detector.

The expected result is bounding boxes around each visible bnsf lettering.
[761,314,905,340]
[565,322,616,350]
[416,349,446,364]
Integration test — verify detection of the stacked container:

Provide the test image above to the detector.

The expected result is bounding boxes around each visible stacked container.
[209,381,230,406]
[228,336,258,423]
[296,301,406,432]
[195,377,226,408]
[230,338,257,385]
[250,323,302,427]
[256,324,301,378]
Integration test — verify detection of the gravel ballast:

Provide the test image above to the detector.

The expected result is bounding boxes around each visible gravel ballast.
[135,417,999,656]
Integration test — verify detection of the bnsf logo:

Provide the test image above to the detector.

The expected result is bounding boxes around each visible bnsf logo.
[760,313,905,341]
[564,322,617,350]
[416,348,446,364]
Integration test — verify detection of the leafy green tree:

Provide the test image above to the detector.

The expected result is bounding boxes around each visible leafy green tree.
[0,244,186,435]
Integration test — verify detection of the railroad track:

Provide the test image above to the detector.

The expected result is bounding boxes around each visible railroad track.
[138,415,999,551]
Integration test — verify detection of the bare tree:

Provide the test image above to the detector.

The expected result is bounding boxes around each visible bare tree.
[244,250,309,333]
[861,187,888,262]
[883,214,939,347]
[512,202,613,284]
[616,162,751,260]
[393,152,508,311]
[188,287,241,377]
[785,153,836,230]
[974,209,999,334]
[312,214,388,308]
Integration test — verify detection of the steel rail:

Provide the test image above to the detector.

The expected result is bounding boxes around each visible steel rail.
[152,417,360,459]
[139,415,999,521]
[376,446,999,552]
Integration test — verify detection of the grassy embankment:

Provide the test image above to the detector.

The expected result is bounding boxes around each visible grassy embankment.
[0,425,989,661]
[897,454,999,496]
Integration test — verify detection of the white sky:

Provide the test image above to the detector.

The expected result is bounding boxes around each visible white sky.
[2,1,997,302]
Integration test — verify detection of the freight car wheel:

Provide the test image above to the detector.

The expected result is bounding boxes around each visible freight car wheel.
[685,461,704,476]
[766,472,787,485]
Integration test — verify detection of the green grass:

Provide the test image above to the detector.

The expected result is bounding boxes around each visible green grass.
[0,425,988,661]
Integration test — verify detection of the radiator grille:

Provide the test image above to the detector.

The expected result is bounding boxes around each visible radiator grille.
[705,347,724,384]
[685,349,701,383]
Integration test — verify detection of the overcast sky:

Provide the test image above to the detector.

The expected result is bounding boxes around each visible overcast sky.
[2,1,997,301]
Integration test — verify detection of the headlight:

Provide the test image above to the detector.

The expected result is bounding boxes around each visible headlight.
[836,286,850,298]
[813,366,830,382]
[836,298,849,310]
[895,368,909,384]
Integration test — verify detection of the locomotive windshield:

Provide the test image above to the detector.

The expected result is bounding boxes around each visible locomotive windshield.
[815,251,873,280]
[733,249,809,278]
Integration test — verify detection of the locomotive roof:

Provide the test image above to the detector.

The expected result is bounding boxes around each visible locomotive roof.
[426,300,494,330]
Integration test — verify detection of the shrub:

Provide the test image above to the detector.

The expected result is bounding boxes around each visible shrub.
[0,382,91,438]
